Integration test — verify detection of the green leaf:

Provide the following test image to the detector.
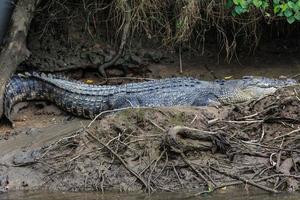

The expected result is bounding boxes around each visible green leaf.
[239,0,248,9]
[294,11,300,20]
[273,0,280,4]
[288,1,300,13]
[233,0,239,5]
[291,2,300,11]
[288,1,295,8]
[176,21,183,28]
[232,10,238,16]
[234,6,246,14]
[253,0,263,8]
[284,9,294,17]
[274,5,281,13]
[281,3,288,11]
[261,1,269,9]
[225,0,234,8]
[287,16,296,23]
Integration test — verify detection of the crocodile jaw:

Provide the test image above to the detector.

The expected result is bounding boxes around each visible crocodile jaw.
[244,87,277,99]
[218,87,277,105]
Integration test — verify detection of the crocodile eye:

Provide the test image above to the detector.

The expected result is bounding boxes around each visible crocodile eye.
[242,76,253,79]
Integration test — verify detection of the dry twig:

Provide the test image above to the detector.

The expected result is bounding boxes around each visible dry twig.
[86,130,152,192]
[97,0,131,77]
[210,166,278,193]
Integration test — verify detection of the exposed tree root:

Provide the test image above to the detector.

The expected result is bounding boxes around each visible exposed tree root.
[5,88,300,194]
[278,157,300,191]
[97,0,131,77]
[165,126,230,153]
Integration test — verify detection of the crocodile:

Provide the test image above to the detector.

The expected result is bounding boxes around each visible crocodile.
[3,72,297,122]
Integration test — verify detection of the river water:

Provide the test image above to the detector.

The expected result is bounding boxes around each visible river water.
[1,189,300,200]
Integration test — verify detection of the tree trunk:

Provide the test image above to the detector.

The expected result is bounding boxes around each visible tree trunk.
[0,0,39,117]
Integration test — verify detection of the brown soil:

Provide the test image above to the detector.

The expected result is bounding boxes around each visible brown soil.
[1,86,300,194]
[3,31,300,192]
[2,0,300,194]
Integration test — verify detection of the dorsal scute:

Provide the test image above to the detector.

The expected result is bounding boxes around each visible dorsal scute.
[17,72,204,96]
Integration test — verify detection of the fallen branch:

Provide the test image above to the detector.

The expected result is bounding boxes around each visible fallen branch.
[194,181,242,196]
[180,152,215,189]
[269,128,300,142]
[87,107,144,128]
[210,166,278,193]
[86,130,152,192]
[0,0,39,117]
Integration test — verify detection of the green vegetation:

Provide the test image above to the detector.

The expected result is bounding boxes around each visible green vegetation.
[36,0,300,60]
[227,0,300,24]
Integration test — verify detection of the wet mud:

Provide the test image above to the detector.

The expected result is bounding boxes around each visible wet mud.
[3,1,300,195]
[1,86,300,194]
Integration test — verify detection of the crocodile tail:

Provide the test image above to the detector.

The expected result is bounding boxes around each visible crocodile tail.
[23,71,71,82]
[4,75,25,122]
[21,71,119,96]
[23,71,90,92]
[3,74,47,122]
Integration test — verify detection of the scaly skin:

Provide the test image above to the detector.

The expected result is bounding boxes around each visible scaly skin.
[3,72,297,121]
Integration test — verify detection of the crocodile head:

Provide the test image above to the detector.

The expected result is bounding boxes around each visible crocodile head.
[218,76,298,104]
[241,76,296,87]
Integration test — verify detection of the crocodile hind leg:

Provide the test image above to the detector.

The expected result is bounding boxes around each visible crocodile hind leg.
[192,93,220,107]
[111,96,142,109]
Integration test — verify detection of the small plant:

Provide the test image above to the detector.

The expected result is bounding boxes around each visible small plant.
[226,0,300,23]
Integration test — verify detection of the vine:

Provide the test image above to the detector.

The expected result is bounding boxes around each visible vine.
[226,0,300,23]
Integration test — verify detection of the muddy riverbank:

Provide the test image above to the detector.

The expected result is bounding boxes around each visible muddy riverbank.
[3,26,300,195]
[1,188,300,200]
[1,85,300,194]
[2,0,300,195]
